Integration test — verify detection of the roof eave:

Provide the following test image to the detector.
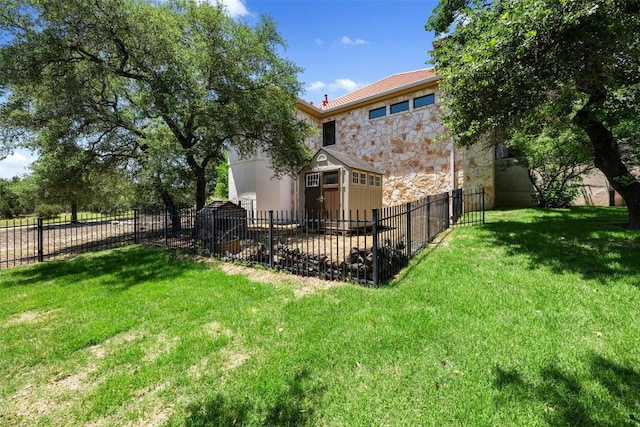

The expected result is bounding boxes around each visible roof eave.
[297,74,441,118]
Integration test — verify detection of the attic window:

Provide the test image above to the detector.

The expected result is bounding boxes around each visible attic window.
[390,100,409,114]
[317,154,327,162]
[369,106,386,120]
[414,94,435,108]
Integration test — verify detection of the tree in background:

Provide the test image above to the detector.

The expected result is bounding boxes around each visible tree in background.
[427,0,640,228]
[214,152,229,200]
[507,121,594,207]
[0,0,313,211]
[0,178,21,218]
[30,141,132,222]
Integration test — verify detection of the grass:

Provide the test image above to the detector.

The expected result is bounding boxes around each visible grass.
[0,206,639,426]
[0,211,133,227]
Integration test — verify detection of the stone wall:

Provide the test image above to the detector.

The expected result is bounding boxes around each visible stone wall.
[299,88,483,207]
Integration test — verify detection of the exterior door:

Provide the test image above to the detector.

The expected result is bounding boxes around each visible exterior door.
[321,170,340,220]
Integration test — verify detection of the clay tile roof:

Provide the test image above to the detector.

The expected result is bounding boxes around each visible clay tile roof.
[321,68,438,110]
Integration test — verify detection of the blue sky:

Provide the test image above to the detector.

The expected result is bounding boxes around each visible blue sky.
[0,0,440,179]
[240,0,440,104]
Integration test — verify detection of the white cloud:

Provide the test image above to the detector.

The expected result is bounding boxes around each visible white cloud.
[206,0,249,18]
[0,152,35,179]
[307,81,326,91]
[329,78,359,92]
[341,36,369,46]
[314,38,324,46]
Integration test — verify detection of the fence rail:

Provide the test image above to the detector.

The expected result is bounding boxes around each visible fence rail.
[1,188,485,286]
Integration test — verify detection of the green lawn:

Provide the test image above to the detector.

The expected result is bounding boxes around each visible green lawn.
[1,207,639,426]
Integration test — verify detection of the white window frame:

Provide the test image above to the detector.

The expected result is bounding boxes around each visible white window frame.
[306,172,320,187]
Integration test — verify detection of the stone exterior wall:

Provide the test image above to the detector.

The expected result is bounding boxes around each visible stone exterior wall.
[462,144,496,208]
[299,88,474,207]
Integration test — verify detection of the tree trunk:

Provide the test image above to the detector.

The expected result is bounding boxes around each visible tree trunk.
[71,202,79,224]
[195,168,207,212]
[574,107,640,229]
[158,187,181,236]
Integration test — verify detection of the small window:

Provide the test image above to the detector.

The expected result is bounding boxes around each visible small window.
[306,172,319,187]
[374,176,381,187]
[323,171,339,185]
[414,94,435,109]
[390,100,409,114]
[369,106,386,120]
[322,121,335,146]
[359,172,367,185]
[368,174,375,186]
[352,171,359,184]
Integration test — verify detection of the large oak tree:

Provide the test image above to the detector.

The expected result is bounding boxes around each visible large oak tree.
[0,0,313,211]
[427,0,640,228]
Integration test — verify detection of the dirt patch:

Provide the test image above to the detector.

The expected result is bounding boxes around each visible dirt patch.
[3,309,62,327]
[143,332,180,363]
[200,258,347,298]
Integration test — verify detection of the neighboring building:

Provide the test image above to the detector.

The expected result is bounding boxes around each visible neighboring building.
[494,145,632,207]
[229,68,496,214]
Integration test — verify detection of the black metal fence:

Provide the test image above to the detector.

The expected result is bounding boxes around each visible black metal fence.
[0,211,136,270]
[1,188,485,286]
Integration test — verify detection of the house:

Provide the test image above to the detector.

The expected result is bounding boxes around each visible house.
[228,68,496,214]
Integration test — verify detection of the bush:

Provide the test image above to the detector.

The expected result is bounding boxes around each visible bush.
[35,204,62,219]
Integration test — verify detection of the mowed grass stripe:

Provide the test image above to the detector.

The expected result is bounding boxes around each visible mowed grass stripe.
[0,207,638,426]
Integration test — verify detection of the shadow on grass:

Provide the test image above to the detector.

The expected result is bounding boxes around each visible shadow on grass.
[480,207,640,286]
[493,353,640,426]
[183,367,326,426]
[1,246,206,289]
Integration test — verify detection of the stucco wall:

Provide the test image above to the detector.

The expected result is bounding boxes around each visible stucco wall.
[495,159,537,207]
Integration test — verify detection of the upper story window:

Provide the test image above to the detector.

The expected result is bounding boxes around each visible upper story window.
[390,100,409,115]
[369,106,386,120]
[413,94,435,109]
[322,121,336,146]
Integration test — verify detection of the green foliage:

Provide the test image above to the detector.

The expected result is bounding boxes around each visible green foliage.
[508,121,594,207]
[34,203,62,219]
[427,0,640,226]
[0,0,314,211]
[0,178,20,218]
[214,153,229,199]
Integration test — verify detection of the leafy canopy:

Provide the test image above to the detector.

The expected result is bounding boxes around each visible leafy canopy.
[0,0,314,210]
[427,0,640,227]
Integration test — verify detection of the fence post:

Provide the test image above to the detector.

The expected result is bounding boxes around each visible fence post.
[405,202,412,258]
[133,209,139,244]
[445,192,450,229]
[268,210,274,269]
[372,208,379,287]
[37,217,44,263]
[211,210,217,255]
[482,187,486,224]
[164,208,169,247]
[426,196,431,242]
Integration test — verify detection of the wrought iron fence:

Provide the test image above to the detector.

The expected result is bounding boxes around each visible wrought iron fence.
[0,212,136,270]
[1,188,485,286]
